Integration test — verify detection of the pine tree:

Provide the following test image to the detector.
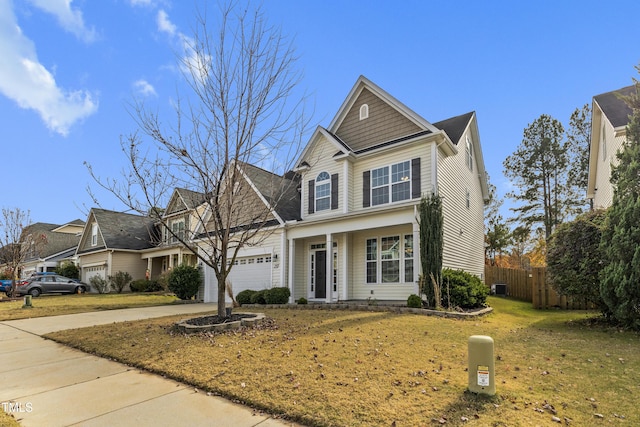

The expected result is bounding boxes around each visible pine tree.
[600,69,640,328]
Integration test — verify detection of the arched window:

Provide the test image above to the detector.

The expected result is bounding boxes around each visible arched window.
[359,104,369,120]
[315,172,331,211]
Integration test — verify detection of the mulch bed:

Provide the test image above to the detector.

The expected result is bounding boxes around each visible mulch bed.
[183,313,256,326]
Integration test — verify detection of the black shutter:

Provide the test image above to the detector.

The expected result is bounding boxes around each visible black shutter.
[331,174,339,210]
[308,180,314,214]
[363,170,371,207]
[411,158,421,199]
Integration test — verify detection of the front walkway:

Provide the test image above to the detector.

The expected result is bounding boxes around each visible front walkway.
[0,304,301,427]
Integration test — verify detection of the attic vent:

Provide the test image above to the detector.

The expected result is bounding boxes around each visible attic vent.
[359,104,369,120]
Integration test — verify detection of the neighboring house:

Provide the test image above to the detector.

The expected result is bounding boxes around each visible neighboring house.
[202,76,489,303]
[587,85,635,209]
[141,188,205,279]
[20,220,85,277]
[76,208,157,283]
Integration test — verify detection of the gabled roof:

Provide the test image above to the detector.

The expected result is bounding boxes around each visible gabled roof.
[165,188,206,216]
[239,162,301,222]
[594,85,635,128]
[22,222,82,260]
[433,112,475,145]
[84,208,157,251]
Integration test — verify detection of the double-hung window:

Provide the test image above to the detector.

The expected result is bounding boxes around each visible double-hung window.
[371,160,411,206]
[465,136,474,171]
[171,219,185,243]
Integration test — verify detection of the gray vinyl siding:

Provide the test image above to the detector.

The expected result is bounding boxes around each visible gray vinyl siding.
[335,88,422,152]
[438,132,485,278]
[593,118,625,209]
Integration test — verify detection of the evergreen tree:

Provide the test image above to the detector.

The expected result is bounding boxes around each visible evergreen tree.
[566,104,592,212]
[504,115,571,241]
[600,71,640,328]
[418,193,443,308]
[484,176,511,265]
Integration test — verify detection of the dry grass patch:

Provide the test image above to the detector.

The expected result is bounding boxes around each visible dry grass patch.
[47,298,639,426]
[0,293,179,321]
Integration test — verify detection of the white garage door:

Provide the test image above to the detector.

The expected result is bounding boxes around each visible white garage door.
[204,255,272,303]
[83,266,106,282]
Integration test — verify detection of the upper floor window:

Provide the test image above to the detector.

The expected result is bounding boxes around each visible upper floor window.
[371,160,411,206]
[465,135,474,171]
[359,104,369,120]
[315,172,331,211]
[170,218,185,243]
[91,223,98,246]
[601,126,607,162]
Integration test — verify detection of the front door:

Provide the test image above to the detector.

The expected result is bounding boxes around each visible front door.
[314,250,326,299]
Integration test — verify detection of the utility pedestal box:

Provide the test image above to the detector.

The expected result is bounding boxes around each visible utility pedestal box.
[468,335,495,395]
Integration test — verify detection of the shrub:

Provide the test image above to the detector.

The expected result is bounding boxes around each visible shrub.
[55,262,80,279]
[407,294,422,308]
[89,276,109,294]
[109,271,132,294]
[168,265,201,300]
[145,279,164,292]
[130,279,147,292]
[547,210,606,310]
[441,269,488,309]
[296,297,308,305]
[250,289,267,304]
[265,287,291,304]
[236,289,257,305]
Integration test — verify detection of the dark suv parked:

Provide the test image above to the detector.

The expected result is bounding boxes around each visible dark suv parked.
[16,274,88,297]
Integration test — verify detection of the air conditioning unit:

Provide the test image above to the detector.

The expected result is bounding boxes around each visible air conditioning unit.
[491,283,507,296]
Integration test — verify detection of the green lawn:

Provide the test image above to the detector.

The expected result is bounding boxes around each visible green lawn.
[0,293,179,321]
[45,297,639,426]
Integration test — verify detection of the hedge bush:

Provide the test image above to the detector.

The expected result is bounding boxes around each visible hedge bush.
[236,289,257,305]
[441,268,488,309]
[130,279,164,292]
[265,287,291,304]
[407,294,422,308]
[296,297,308,304]
[250,289,267,304]
[168,265,201,300]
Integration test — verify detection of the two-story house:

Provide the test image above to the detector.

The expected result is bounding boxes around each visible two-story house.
[202,76,488,304]
[141,188,205,278]
[587,85,635,209]
[20,220,85,277]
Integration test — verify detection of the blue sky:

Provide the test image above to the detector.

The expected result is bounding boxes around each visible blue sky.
[1,0,639,226]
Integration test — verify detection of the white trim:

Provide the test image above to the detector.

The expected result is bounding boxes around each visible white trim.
[343,160,349,214]
[326,234,332,303]
[431,142,438,195]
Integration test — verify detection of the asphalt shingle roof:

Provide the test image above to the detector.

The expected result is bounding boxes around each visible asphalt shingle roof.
[594,85,635,128]
[433,112,474,145]
[240,162,301,222]
[91,209,157,250]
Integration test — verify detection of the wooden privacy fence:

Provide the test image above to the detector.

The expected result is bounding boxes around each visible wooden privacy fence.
[484,265,593,310]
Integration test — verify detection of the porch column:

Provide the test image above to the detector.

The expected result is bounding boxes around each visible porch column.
[342,233,349,301]
[413,218,420,295]
[146,258,153,279]
[288,238,295,302]
[326,233,332,303]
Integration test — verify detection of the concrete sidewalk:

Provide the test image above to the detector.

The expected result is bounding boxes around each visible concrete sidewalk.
[0,304,300,427]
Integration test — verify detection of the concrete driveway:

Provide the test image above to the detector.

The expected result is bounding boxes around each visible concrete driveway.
[0,304,300,427]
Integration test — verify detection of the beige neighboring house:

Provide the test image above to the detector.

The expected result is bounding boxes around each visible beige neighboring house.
[587,85,635,209]
[20,220,85,277]
[75,209,157,284]
[141,188,205,279]
[202,76,489,303]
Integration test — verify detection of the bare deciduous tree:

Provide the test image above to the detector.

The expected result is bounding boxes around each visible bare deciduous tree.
[0,208,47,296]
[86,3,308,317]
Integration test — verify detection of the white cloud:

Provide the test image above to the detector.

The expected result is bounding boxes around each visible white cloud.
[0,1,98,136]
[26,0,97,43]
[133,79,157,97]
[129,0,154,6]
[156,10,176,36]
